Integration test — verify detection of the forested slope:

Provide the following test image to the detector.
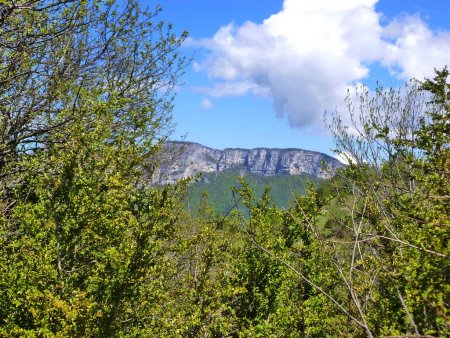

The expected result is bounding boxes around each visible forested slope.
[187,170,317,213]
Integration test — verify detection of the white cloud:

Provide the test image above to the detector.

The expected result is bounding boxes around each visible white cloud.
[336,150,358,165]
[200,98,213,110]
[193,0,450,129]
[195,81,269,97]
[382,15,450,80]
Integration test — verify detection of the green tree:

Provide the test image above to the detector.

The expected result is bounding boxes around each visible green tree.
[0,0,186,210]
[0,0,188,335]
[224,179,343,337]
[325,68,450,336]
[162,194,246,336]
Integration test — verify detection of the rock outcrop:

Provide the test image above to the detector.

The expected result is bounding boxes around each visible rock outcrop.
[154,141,344,183]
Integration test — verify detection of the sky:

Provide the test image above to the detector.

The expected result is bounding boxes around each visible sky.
[155,0,450,156]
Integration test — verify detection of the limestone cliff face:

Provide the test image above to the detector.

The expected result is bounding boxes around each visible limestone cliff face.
[155,141,344,183]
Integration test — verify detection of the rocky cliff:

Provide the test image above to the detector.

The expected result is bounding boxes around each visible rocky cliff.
[154,141,344,183]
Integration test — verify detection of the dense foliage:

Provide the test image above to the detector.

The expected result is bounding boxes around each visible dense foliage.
[0,1,448,336]
[0,0,189,335]
[187,170,315,213]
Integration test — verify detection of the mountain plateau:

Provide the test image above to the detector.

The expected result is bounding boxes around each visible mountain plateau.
[154,142,344,184]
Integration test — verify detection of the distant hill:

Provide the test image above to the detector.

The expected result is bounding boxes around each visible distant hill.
[154,141,344,184]
[186,169,318,214]
[151,141,343,213]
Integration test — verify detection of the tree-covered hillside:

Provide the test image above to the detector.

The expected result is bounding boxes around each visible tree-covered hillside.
[187,170,319,213]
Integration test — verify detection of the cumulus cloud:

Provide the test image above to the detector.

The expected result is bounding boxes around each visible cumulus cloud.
[192,0,450,129]
[382,15,450,79]
[195,80,269,97]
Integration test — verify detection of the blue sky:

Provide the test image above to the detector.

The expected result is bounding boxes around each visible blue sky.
[155,0,450,156]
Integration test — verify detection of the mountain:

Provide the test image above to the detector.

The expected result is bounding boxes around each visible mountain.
[187,169,315,213]
[154,141,344,184]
